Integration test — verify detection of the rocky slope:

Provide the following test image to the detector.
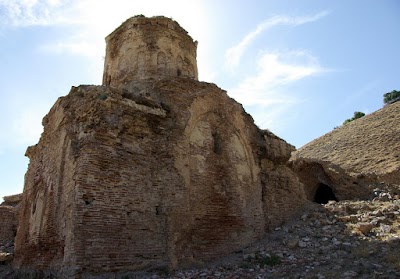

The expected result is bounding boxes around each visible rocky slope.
[2,185,399,278]
[290,102,400,203]
[291,101,400,180]
[165,187,400,279]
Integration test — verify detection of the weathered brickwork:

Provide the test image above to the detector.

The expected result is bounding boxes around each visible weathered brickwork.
[2,194,23,207]
[260,131,307,229]
[103,16,198,87]
[14,104,78,271]
[14,80,307,276]
[14,16,308,277]
[0,194,22,244]
[0,206,17,243]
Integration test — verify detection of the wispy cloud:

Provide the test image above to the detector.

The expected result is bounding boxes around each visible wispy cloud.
[0,0,71,26]
[229,50,325,106]
[0,0,215,81]
[228,50,327,132]
[224,12,330,132]
[0,1,209,53]
[225,11,329,71]
[0,0,218,152]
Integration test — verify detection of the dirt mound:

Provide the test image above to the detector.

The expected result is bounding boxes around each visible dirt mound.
[291,101,400,178]
[290,102,399,203]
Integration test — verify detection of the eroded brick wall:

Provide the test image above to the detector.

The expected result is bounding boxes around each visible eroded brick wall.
[0,206,16,243]
[260,131,308,229]
[15,79,308,276]
[14,99,78,271]
[103,16,198,87]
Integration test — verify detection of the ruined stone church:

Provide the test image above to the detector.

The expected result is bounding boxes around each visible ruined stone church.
[12,16,308,276]
[1,13,398,278]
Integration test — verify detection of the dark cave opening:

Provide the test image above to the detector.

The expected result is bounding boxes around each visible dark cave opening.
[314,183,338,204]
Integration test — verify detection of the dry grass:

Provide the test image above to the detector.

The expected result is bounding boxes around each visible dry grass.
[291,102,400,176]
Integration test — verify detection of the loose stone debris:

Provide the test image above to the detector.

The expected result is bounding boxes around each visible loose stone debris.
[1,185,399,279]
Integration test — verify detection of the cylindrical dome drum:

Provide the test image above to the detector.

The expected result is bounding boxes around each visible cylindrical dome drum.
[102,16,198,88]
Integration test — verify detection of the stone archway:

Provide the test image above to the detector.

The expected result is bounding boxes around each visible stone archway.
[173,105,264,262]
[157,51,167,75]
[186,112,250,257]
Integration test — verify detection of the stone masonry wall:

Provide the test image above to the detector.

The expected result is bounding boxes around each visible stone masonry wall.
[103,16,198,87]
[2,194,23,207]
[14,78,308,277]
[14,98,78,271]
[260,131,307,229]
[0,206,16,243]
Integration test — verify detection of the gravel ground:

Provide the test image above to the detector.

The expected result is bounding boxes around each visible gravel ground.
[1,185,399,279]
[160,184,400,279]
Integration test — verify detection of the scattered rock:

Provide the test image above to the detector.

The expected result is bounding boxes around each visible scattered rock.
[0,252,13,262]
[343,270,358,278]
[356,222,374,234]
[287,238,299,249]
[152,190,400,279]
[298,240,307,248]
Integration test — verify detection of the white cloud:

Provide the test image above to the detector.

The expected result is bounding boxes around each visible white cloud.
[0,1,209,53]
[0,0,215,82]
[228,50,326,131]
[0,0,69,26]
[225,11,329,71]
[0,0,218,153]
[229,50,325,106]
[224,12,330,131]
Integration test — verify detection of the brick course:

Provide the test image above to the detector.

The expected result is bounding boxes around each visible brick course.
[0,206,16,243]
[14,17,308,277]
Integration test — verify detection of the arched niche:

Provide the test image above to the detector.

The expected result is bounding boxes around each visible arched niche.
[157,51,167,75]
[137,51,146,77]
[176,56,183,77]
[179,111,259,259]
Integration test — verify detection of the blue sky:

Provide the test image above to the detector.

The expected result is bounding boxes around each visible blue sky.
[0,0,399,199]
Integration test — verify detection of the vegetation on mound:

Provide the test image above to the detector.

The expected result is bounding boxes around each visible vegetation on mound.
[343,111,365,125]
[384,90,400,105]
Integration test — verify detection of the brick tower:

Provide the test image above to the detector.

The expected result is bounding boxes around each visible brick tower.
[102,16,198,88]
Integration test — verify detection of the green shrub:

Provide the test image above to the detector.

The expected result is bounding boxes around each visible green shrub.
[343,111,365,125]
[383,90,400,104]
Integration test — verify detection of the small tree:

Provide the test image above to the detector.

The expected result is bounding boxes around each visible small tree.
[343,111,365,125]
[383,90,400,104]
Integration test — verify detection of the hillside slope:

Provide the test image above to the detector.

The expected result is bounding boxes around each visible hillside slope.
[290,101,399,203]
[291,101,400,177]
